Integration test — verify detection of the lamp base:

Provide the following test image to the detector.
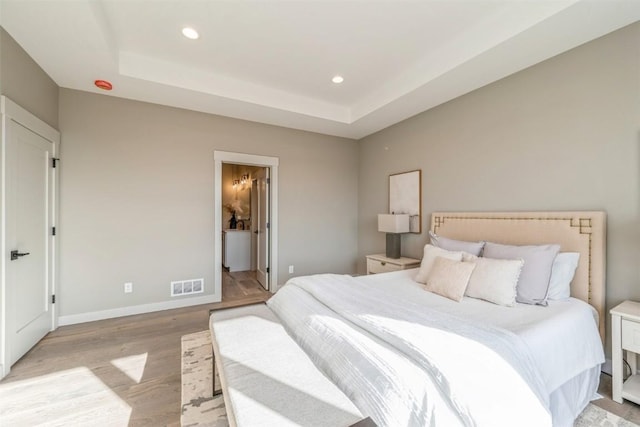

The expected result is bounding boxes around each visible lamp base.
[385,233,402,259]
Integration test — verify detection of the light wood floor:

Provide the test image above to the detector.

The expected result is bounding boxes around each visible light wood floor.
[222,269,270,303]
[595,373,640,423]
[0,270,269,426]
[2,272,640,425]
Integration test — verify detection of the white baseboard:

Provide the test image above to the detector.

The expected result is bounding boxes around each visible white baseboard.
[58,294,220,326]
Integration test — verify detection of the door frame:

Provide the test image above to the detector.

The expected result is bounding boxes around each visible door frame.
[213,151,278,300]
[0,96,60,379]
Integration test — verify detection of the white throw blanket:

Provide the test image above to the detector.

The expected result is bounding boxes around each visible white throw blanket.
[268,274,552,427]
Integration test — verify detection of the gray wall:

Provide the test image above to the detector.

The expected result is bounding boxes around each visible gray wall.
[58,89,358,317]
[3,15,639,357]
[0,27,58,128]
[0,25,59,356]
[358,22,640,354]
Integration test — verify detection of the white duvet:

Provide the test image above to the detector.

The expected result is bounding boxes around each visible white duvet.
[268,273,556,427]
[362,269,606,396]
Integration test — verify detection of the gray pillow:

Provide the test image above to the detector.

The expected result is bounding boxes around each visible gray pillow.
[483,242,560,306]
[429,231,485,256]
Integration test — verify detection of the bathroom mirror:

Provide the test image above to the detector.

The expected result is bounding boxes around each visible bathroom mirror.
[236,180,251,224]
[222,163,252,230]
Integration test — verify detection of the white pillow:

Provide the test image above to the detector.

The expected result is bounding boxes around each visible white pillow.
[424,256,476,302]
[414,244,465,284]
[547,252,580,300]
[465,256,524,307]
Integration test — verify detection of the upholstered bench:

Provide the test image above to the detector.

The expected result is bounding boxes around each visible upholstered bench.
[209,303,366,427]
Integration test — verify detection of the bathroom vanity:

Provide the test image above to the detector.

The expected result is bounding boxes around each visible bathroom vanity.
[222,230,251,272]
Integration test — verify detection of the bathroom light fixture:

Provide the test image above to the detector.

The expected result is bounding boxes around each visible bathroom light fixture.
[182,27,199,40]
[332,75,344,84]
[240,174,249,185]
[378,214,410,259]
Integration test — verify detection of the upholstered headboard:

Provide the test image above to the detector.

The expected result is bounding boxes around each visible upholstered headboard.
[430,211,606,341]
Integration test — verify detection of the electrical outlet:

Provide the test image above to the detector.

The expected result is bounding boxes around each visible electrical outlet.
[288,265,294,274]
[124,282,133,293]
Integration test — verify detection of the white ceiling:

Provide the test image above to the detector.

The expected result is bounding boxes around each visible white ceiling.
[1,1,639,139]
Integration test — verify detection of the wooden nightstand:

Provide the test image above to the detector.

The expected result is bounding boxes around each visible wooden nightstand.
[365,254,420,275]
[611,300,640,404]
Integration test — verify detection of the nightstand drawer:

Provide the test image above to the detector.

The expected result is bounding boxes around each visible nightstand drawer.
[622,319,640,353]
[365,254,421,275]
[367,258,400,274]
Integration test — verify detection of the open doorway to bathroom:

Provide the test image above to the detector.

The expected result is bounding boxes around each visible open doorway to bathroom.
[214,151,279,305]
[221,163,269,300]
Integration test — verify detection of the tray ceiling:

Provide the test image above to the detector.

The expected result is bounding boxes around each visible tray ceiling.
[1,1,638,138]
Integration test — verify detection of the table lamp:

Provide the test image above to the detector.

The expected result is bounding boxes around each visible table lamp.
[378,214,410,259]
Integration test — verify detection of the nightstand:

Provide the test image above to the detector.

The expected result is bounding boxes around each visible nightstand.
[365,254,420,275]
[611,300,640,404]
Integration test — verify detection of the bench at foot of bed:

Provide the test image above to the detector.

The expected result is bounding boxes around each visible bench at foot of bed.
[209,303,370,427]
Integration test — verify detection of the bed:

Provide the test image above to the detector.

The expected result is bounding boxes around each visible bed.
[209,211,606,427]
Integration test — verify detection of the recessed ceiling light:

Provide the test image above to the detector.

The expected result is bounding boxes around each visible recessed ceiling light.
[182,27,199,40]
[332,75,344,84]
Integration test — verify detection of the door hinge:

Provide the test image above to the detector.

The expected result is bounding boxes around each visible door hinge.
[52,158,60,168]
[266,267,270,274]
[266,222,270,229]
[52,226,56,236]
[266,178,270,184]
[52,294,56,304]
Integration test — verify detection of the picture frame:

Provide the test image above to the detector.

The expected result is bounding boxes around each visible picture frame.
[389,169,422,233]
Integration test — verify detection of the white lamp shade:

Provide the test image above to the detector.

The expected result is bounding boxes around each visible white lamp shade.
[378,214,410,233]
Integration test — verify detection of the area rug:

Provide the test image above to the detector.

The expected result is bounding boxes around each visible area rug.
[576,404,639,427]
[181,331,227,427]
[181,330,638,427]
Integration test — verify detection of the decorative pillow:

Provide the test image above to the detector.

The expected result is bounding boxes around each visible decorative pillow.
[429,231,485,256]
[483,242,560,306]
[414,244,465,284]
[424,256,476,302]
[465,257,524,306]
[547,252,580,301]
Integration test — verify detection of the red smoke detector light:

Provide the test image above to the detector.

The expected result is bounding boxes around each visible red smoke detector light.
[94,80,113,91]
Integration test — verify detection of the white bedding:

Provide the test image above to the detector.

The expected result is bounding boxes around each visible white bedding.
[268,269,604,427]
[269,284,459,426]
[360,269,605,395]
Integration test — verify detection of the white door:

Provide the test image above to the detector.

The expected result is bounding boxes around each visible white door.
[255,168,269,290]
[250,180,258,271]
[6,118,55,366]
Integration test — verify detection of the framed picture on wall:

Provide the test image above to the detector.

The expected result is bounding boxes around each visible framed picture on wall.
[389,169,422,233]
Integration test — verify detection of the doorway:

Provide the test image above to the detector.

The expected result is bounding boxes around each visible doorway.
[221,163,268,298]
[1,96,59,379]
[213,151,279,303]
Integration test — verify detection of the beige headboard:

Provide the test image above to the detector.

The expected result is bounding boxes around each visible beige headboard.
[430,211,606,341]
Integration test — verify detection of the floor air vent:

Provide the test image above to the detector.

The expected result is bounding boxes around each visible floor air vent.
[171,278,204,297]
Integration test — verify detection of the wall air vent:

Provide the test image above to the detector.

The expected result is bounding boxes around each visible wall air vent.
[171,278,204,297]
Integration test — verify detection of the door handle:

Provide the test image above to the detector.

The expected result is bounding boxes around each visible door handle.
[10,250,30,261]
